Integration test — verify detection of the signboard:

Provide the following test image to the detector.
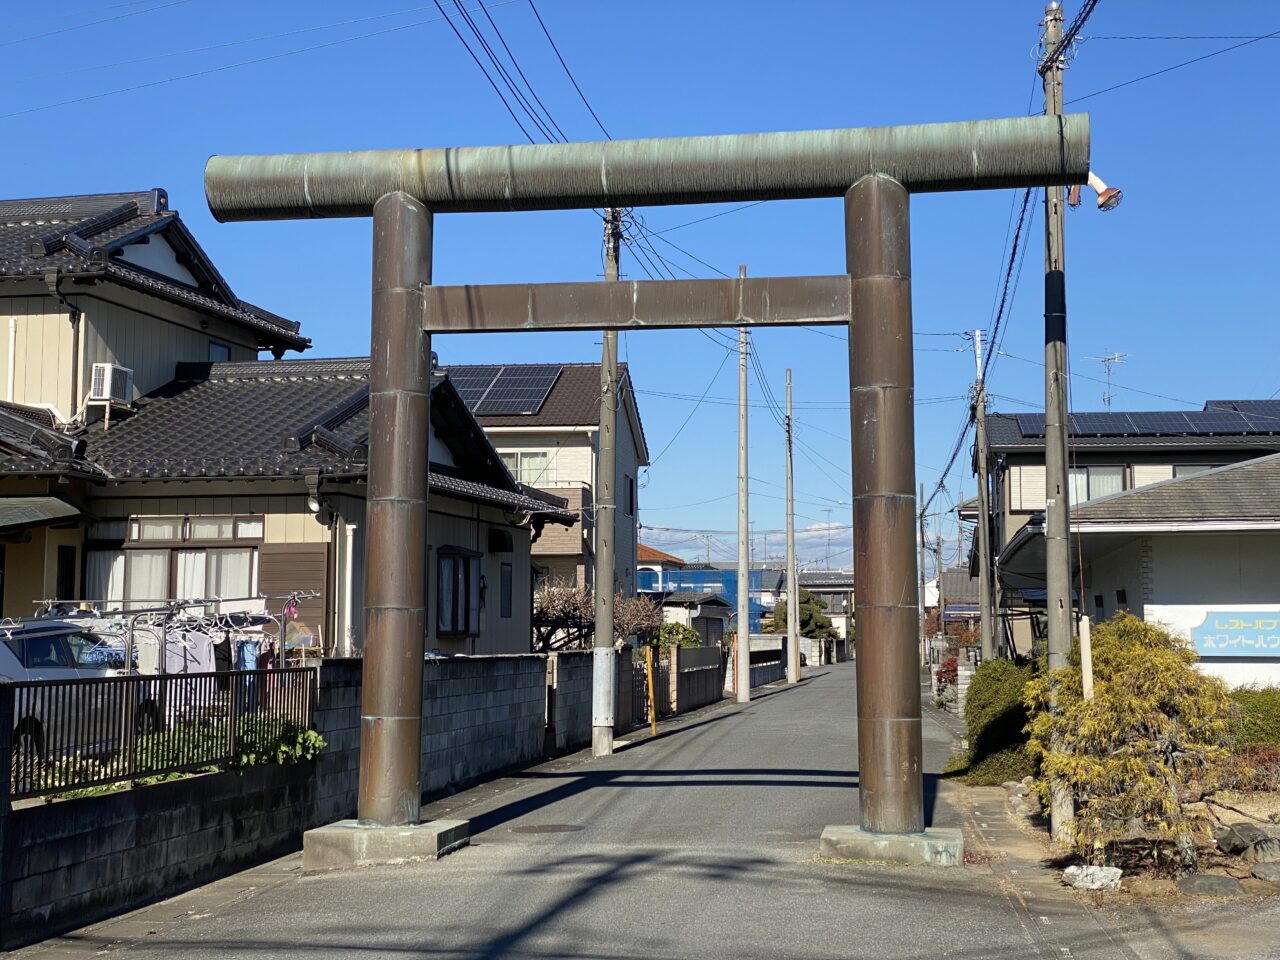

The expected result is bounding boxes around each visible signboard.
[1146,605,1280,658]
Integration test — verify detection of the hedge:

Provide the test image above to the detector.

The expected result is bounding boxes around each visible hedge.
[956,658,1036,784]
[1230,686,1280,748]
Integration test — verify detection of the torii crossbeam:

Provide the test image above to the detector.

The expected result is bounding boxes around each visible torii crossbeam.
[205,113,1089,859]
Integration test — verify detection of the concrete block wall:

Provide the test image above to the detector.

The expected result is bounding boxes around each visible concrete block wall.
[750,660,784,688]
[311,659,362,824]
[420,656,547,798]
[546,651,592,753]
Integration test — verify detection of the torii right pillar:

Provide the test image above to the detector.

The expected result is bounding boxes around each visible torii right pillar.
[819,173,963,865]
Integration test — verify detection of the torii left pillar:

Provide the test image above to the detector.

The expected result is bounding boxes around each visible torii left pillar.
[302,192,469,871]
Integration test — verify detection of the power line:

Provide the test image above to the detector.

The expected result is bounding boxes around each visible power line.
[0,0,194,50]
[1083,34,1280,41]
[433,0,537,143]
[982,188,1034,382]
[1067,27,1280,105]
[527,0,612,139]
[647,349,733,465]
[0,5,514,122]
[650,202,767,235]
[1038,0,1100,75]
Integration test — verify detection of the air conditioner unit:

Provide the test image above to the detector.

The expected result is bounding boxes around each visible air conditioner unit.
[89,363,133,405]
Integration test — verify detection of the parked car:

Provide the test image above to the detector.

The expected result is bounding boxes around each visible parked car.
[2,620,160,782]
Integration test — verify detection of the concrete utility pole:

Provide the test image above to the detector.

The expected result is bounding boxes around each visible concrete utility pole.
[972,330,995,662]
[785,368,800,684]
[934,530,945,643]
[918,483,927,667]
[1041,0,1075,844]
[593,207,622,758]
[736,307,751,704]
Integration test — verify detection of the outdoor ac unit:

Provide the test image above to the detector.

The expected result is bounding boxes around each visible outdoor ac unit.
[89,363,133,405]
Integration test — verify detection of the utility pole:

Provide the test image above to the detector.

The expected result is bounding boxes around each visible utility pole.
[972,330,995,662]
[918,483,927,667]
[592,207,622,758]
[934,531,945,643]
[786,368,800,684]
[1041,1,1074,843]
[736,275,751,704]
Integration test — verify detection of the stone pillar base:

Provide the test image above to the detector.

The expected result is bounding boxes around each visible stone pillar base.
[819,825,963,867]
[303,819,469,873]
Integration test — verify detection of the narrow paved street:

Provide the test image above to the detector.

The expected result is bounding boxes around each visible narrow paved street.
[20,663,1280,960]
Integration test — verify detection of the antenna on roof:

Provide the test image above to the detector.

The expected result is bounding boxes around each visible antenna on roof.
[1087,352,1128,410]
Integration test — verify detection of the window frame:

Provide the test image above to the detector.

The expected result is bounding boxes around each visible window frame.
[1067,464,1127,505]
[499,562,513,619]
[125,514,265,549]
[437,546,482,638]
[500,450,554,485]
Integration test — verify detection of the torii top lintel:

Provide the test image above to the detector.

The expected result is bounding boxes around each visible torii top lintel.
[204,114,1088,221]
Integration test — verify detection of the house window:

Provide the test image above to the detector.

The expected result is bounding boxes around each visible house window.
[1116,589,1128,606]
[1067,466,1125,505]
[626,475,635,516]
[437,548,481,636]
[208,342,231,362]
[99,515,266,609]
[500,562,513,618]
[501,450,553,485]
[1174,464,1219,478]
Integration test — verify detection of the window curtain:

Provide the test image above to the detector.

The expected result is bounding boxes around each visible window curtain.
[207,548,254,601]
[1090,467,1124,500]
[125,550,168,609]
[1067,467,1089,505]
[438,556,456,634]
[85,550,125,607]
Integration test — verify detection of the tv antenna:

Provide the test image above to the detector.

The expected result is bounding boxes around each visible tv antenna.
[1087,352,1127,410]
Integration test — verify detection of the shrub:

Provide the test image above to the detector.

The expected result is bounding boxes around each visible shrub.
[1229,686,1280,748]
[935,656,957,688]
[961,659,1035,785]
[1025,612,1234,868]
[1218,744,1280,792]
[658,622,701,649]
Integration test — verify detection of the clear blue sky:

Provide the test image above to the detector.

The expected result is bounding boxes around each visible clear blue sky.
[5,1,1277,571]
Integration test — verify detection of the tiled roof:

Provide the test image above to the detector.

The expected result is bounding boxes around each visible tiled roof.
[1072,453,1280,523]
[638,543,687,566]
[0,190,307,351]
[0,357,573,522]
[798,571,854,589]
[940,566,979,604]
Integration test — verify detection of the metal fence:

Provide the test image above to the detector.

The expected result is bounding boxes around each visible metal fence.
[6,668,316,801]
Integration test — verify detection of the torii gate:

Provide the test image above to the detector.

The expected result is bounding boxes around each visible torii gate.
[205,113,1089,862]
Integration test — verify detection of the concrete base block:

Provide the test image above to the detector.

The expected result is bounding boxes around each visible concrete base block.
[303,819,470,873]
[819,825,964,867]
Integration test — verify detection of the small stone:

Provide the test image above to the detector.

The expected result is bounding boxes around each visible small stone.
[1125,876,1177,898]
[1021,775,1034,786]
[1000,780,1020,791]
[1250,862,1280,883]
[1176,873,1244,897]
[1242,878,1278,896]
[1215,823,1269,856]
[1063,865,1122,891]
[1011,800,1034,818]
[1242,838,1280,863]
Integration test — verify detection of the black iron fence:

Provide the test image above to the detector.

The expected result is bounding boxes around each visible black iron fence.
[5,668,316,801]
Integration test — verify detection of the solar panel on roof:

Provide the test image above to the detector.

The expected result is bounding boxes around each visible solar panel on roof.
[1242,412,1280,433]
[1015,413,1046,437]
[1183,411,1250,433]
[1128,412,1193,435]
[448,366,502,409]
[473,365,562,416]
[1069,413,1137,436]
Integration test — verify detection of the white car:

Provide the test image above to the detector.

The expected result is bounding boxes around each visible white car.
[2,620,161,783]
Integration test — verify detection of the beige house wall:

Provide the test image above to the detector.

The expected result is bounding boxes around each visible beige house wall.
[0,296,76,417]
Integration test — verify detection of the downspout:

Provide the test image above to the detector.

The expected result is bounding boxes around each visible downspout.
[44,271,81,420]
[7,317,15,403]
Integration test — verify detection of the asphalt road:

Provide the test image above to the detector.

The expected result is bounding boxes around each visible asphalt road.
[21,662,1280,960]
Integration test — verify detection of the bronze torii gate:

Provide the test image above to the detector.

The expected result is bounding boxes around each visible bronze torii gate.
[205,113,1088,855]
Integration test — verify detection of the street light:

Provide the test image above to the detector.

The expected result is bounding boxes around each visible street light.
[1068,170,1123,212]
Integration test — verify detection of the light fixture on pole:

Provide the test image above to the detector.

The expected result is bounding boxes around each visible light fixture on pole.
[1068,171,1122,212]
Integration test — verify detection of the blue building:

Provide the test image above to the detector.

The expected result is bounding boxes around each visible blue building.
[638,564,782,633]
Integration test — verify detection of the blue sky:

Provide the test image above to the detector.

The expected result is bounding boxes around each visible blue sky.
[5,1,1277,571]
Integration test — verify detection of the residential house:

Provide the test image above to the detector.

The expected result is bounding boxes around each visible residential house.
[999,453,1280,687]
[797,569,855,644]
[450,363,649,597]
[978,402,1280,655]
[658,591,731,646]
[637,542,687,592]
[0,190,575,655]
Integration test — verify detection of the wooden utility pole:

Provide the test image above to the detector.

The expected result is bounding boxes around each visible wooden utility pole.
[736,292,751,704]
[1041,1,1075,843]
[785,368,800,683]
[972,330,995,661]
[592,207,622,758]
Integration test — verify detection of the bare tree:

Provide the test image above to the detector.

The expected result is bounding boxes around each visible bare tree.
[613,594,662,646]
[532,581,594,652]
